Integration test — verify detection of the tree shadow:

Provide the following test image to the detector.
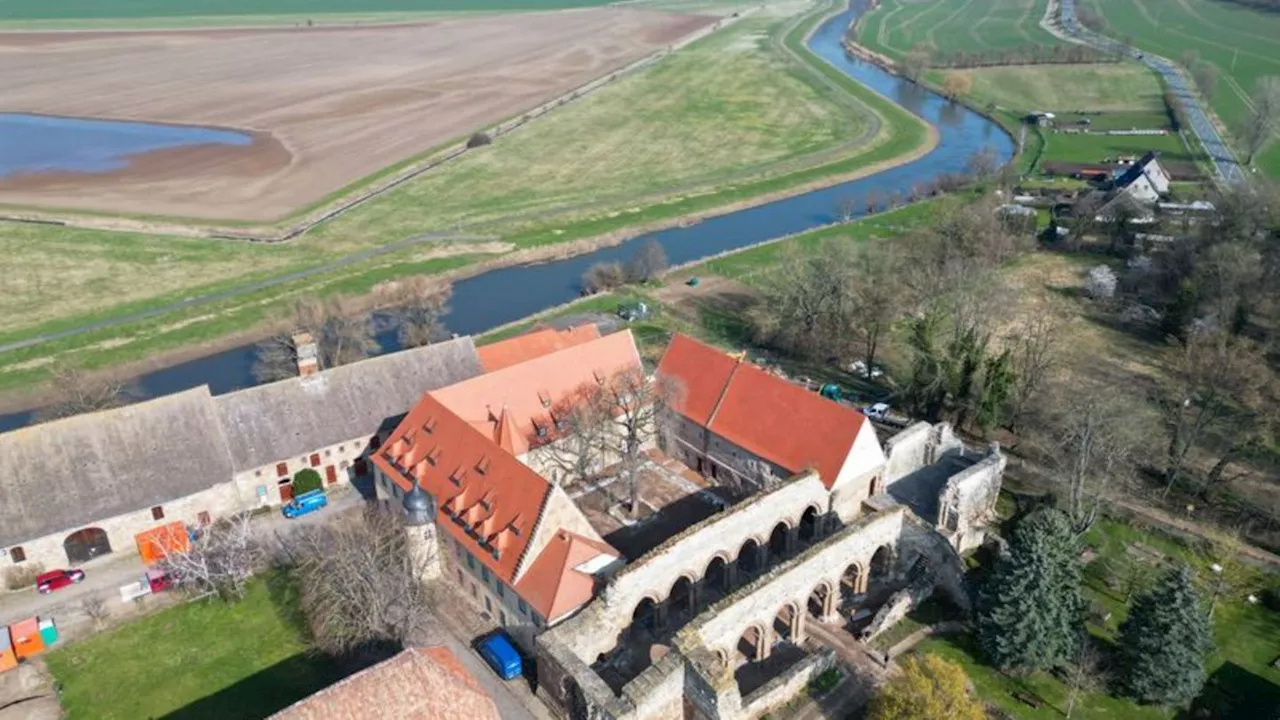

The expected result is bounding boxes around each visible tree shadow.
[160,652,347,720]
[1182,661,1280,720]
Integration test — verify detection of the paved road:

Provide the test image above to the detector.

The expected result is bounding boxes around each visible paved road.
[0,489,364,629]
[1056,0,1246,186]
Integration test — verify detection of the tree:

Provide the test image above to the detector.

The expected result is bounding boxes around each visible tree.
[253,297,377,382]
[866,654,986,720]
[36,363,128,422]
[538,383,613,487]
[159,512,261,602]
[1116,564,1213,706]
[1243,77,1280,167]
[379,277,451,349]
[976,347,1015,432]
[977,507,1084,673]
[1048,384,1145,535]
[1007,313,1061,431]
[1063,638,1106,719]
[850,244,905,376]
[581,261,626,294]
[1193,62,1219,102]
[602,369,680,519]
[941,73,973,101]
[964,145,999,180]
[901,47,931,82]
[1155,330,1268,496]
[624,240,669,283]
[292,468,323,496]
[751,241,858,361]
[290,507,435,655]
[1084,266,1118,300]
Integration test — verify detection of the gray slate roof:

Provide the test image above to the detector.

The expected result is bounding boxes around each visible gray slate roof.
[0,387,236,548]
[215,337,483,472]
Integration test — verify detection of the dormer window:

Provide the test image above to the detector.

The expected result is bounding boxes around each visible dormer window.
[449,467,467,486]
[475,456,491,475]
[538,391,552,409]
[427,446,442,465]
[422,416,437,434]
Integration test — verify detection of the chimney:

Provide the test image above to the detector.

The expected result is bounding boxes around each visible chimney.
[292,332,319,377]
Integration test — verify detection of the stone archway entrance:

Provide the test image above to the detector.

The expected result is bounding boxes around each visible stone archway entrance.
[736,625,767,664]
[564,676,590,720]
[64,527,111,564]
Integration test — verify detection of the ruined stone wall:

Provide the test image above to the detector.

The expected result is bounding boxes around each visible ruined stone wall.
[662,412,789,488]
[562,472,832,662]
[738,650,836,719]
[883,422,963,487]
[939,444,1005,553]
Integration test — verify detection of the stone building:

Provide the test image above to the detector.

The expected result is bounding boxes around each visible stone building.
[0,338,483,576]
[530,335,1005,720]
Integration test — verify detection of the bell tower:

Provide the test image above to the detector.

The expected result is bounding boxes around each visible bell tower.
[402,479,442,581]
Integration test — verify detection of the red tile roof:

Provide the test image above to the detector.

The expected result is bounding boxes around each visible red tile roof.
[515,530,619,624]
[373,394,551,584]
[656,334,870,488]
[477,325,601,372]
[269,646,499,720]
[431,331,643,456]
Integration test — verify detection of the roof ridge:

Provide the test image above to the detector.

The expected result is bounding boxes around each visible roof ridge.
[705,357,743,428]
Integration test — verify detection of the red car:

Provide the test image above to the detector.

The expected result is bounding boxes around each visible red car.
[36,569,85,594]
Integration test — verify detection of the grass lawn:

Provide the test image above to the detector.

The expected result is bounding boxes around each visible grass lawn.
[914,515,1280,720]
[1040,130,1195,165]
[940,63,1165,114]
[45,573,346,720]
[1080,0,1280,178]
[857,0,1063,62]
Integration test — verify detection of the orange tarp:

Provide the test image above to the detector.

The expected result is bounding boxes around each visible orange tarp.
[136,521,190,566]
[0,629,17,673]
[9,618,43,660]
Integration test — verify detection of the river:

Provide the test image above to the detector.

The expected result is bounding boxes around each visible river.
[0,0,1014,432]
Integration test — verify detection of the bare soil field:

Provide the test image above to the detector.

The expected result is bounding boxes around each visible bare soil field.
[0,8,714,221]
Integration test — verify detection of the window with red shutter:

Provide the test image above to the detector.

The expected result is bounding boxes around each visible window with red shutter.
[276,462,288,477]
[309,453,320,467]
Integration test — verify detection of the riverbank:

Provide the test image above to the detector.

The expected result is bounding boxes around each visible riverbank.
[0,0,1004,427]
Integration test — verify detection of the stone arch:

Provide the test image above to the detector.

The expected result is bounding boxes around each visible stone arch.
[841,560,866,597]
[631,596,658,635]
[869,544,895,590]
[64,527,112,564]
[736,537,763,576]
[704,554,732,595]
[563,675,590,720]
[807,580,836,622]
[736,623,768,664]
[798,504,822,542]
[767,521,791,561]
[772,601,804,644]
[668,574,697,620]
[714,648,729,668]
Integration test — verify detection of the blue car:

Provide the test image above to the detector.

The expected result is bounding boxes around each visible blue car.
[477,632,522,681]
[282,489,328,519]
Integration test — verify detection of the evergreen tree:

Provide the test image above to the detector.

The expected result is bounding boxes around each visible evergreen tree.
[977,507,1084,672]
[977,348,1015,432]
[1116,564,1213,706]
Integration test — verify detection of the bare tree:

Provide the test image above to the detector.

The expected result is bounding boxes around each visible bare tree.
[900,46,930,82]
[253,297,377,381]
[1155,330,1268,496]
[159,512,261,602]
[1007,313,1062,431]
[380,277,452,349]
[538,383,613,487]
[836,196,858,223]
[602,369,681,519]
[80,594,109,630]
[1193,62,1219,103]
[850,244,905,377]
[36,363,127,422]
[1047,384,1145,534]
[1243,76,1280,167]
[582,261,626,294]
[290,507,435,655]
[965,146,999,179]
[1063,638,1106,719]
[625,240,669,283]
[751,241,858,360]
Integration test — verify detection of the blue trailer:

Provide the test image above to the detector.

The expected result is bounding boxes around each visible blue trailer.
[477,632,522,681]
[282,489,328,519]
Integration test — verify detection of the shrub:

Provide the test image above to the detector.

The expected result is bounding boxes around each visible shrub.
[808,668,842,695]
[4,562,45,590]
[581,262,626,294]
[1084,265,1118,299]
[293,468,323,496]
[466,132,492,148]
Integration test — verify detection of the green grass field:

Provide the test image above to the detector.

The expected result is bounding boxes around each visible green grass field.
[939,63,1165,113]
[0,0,612,21]
[0,0,932,395]
[856,0,1064,62]
[45,573,346,720]
[916,515,1280,720]
[1081,0,1280,177]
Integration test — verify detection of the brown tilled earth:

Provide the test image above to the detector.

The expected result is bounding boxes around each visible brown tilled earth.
[0,9,713,222]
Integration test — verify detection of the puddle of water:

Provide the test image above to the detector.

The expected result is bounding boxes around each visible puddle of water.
[0,112,252,178]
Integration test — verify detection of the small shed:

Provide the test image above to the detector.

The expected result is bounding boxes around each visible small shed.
[1026,111,1056,127]
[9,617,44,660]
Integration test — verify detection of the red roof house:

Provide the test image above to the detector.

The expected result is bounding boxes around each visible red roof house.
[269,646,500,720]
[656,334,885,493]
[477,325,601,373]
